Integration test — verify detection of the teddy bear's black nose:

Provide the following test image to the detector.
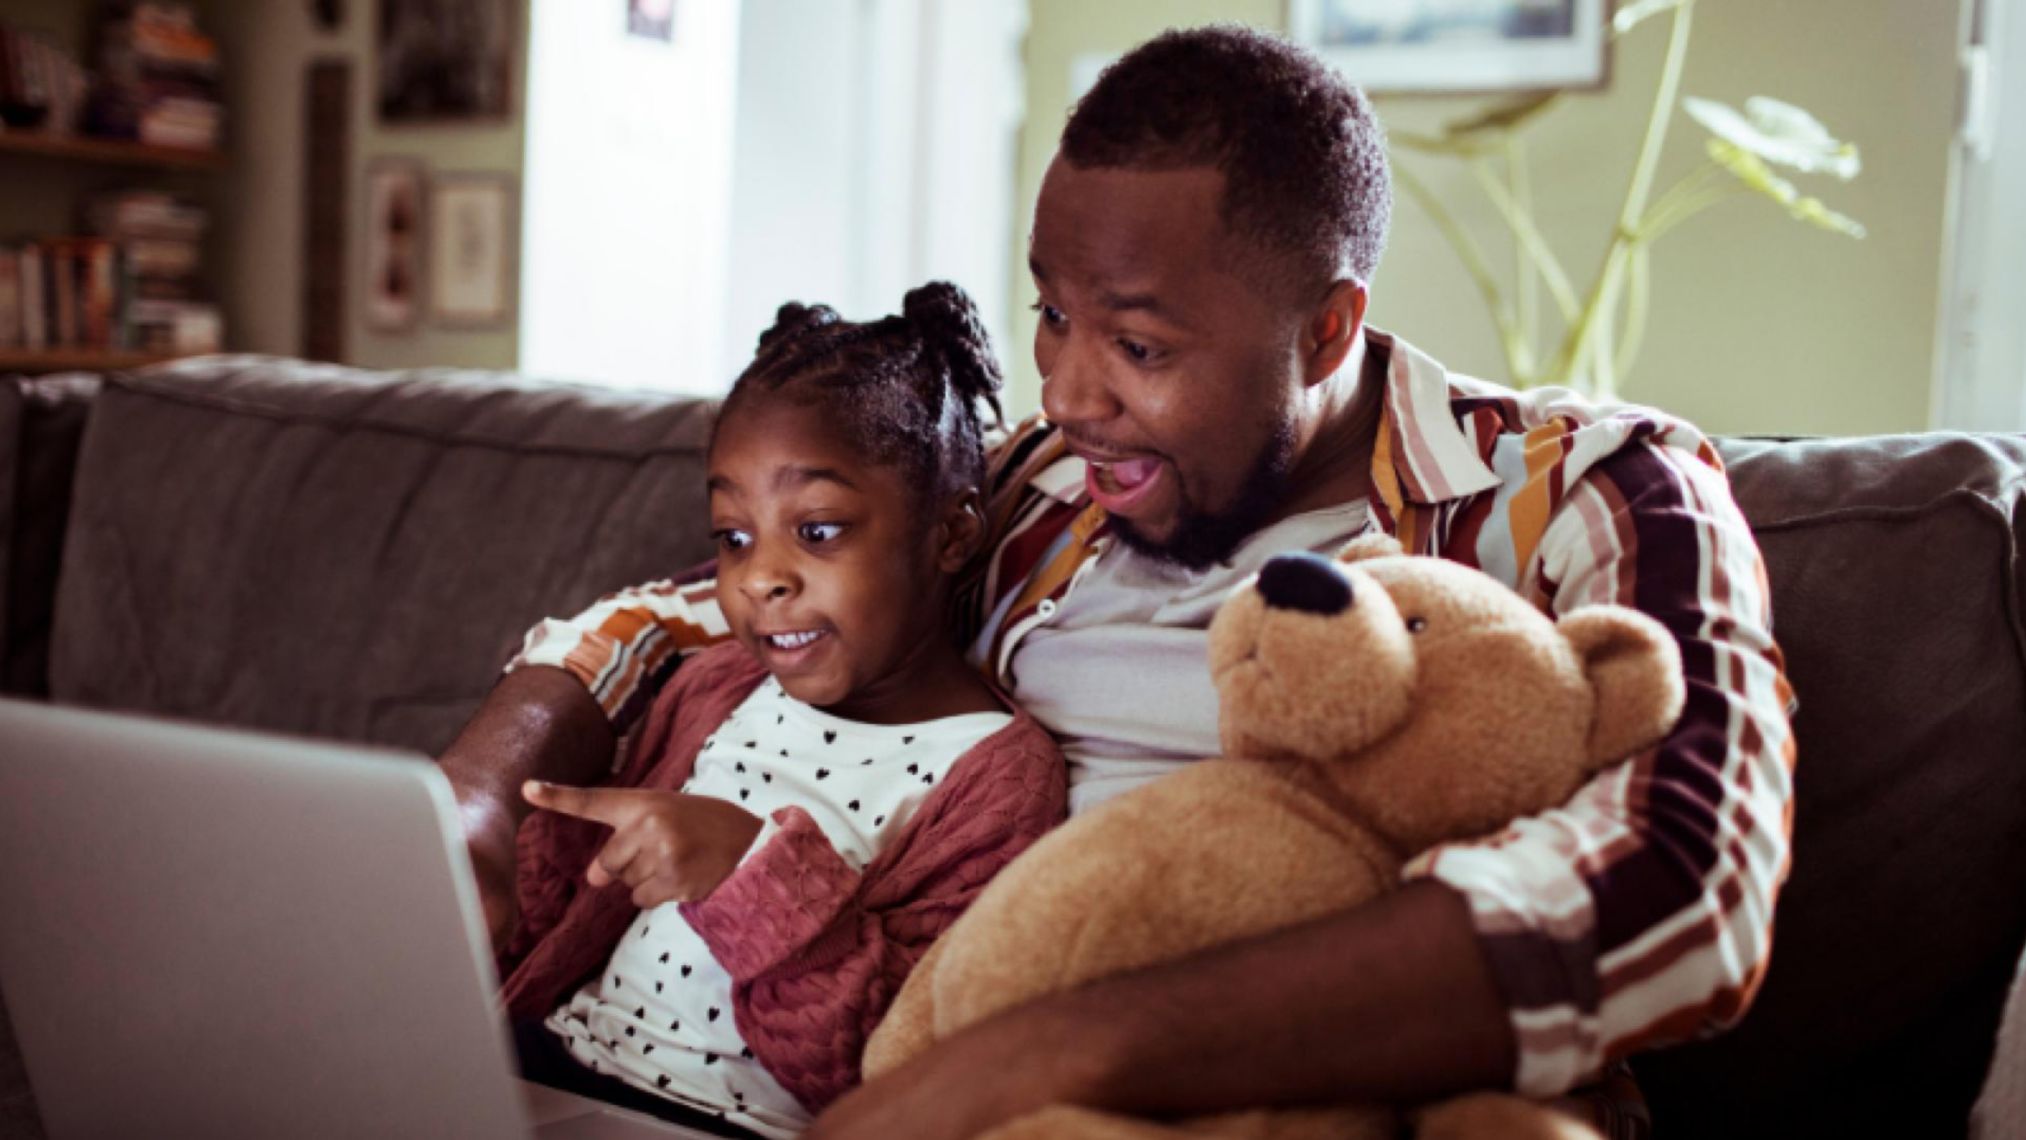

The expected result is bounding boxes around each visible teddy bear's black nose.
[1256,552,1353,616]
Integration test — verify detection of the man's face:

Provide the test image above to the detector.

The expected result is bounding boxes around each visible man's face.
[1029,159,1308,570]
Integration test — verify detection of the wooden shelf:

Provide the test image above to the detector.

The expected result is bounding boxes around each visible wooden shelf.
[0,131,223,171]
[0,349,187,375]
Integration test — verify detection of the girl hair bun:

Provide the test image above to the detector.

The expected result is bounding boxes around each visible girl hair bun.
[903,281,1005,425]
[757,301,842,352]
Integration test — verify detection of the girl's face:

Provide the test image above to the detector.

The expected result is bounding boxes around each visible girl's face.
[707,397,973,724]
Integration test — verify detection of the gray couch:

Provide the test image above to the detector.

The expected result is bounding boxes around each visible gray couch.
[2,356,2022,1138]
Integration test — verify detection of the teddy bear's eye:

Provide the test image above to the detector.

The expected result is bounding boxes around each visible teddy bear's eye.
[1406,617,1428,634]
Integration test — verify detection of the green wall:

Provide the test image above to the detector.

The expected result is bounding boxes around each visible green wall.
[209,0,528,371]
[1012,0,1960,436]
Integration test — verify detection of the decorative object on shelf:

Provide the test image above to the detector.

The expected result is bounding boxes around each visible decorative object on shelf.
[304,60,352,359]
[378,0,515,124]
[628,0,675,42]
[0,25,89,133]
[364,158,426,333]
[1388,0,1864,399]
[427,172,515,328]
[1290,0,1609,95]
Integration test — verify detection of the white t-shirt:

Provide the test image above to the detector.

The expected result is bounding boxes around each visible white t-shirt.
[545,676,1010,1137]
[1012,499,1373,815]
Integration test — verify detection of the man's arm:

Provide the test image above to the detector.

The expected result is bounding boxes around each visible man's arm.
[440,665,617,946]
[809,880,1513,1139]
[442,576,733,946]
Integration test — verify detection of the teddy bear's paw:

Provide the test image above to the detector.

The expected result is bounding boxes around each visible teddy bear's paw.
[1413,1093,1603,1140]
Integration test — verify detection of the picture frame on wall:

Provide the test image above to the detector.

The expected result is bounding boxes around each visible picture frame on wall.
[363,158,424,333]
[427,172,516,328]
[378,0,515,123]
[1287,0,1611,95]
[627,0,675,42]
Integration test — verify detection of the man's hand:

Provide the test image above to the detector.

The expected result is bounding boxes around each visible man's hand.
[808,998,1107,1140]
[810,881,1516,1138]
[522,781,765,907]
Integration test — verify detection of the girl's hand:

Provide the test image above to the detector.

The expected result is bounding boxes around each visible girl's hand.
[522,781,765,907]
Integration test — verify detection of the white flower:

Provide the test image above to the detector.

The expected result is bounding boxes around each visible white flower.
[1682,95,1861,180]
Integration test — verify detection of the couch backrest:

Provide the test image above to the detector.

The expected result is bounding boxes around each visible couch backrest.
[47,356,718,755]
[1633,434,2026,1137]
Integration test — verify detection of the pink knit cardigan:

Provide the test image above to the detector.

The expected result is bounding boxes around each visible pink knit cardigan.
[499,642,1067,1112]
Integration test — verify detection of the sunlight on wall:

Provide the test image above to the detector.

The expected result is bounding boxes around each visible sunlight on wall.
[519,0,738,393]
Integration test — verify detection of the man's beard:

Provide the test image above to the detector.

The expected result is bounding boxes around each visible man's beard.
[1111,416,1298,571]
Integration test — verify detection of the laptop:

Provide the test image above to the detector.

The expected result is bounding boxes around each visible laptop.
[0,698,718,1139]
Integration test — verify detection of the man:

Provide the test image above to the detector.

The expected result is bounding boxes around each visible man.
[441,25,1793,1138]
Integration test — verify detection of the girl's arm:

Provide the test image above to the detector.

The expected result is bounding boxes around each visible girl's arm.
[678,717,1066,1113]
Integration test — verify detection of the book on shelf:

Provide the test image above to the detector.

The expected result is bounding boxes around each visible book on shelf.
[88,2,223,151]
[1,233,222,359]
[0,248,18,349]
[18,245,45,352]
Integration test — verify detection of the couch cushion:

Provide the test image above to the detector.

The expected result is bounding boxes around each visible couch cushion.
[1633,434,2026,1137]
[49,355,718,756]
[0,375,100,700]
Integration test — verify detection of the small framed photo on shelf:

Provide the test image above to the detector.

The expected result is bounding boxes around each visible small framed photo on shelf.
[427,172,516,328]
[1287,0,1611,95]
[363,159,425,333]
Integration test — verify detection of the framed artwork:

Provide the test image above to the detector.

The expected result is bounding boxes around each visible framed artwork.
[363,158,424,333]
[1287,0,1611,95]
[378,0,515,123]
[427,172,516,328]
[627,0,674,42]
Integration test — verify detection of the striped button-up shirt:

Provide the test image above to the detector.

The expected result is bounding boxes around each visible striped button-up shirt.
[510,328,1795,1098]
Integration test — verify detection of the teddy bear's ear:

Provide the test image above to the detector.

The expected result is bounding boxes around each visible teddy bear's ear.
[1335,532,1404,564]
[1559,606,1687,766]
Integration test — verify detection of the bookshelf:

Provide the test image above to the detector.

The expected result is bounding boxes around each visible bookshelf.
[0,131,224,172]
[0,5,227,370]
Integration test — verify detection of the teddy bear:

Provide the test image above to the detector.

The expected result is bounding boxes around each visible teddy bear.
[861,534,1686,1139]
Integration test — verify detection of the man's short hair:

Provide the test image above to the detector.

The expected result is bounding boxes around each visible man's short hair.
[1061,24,1392,296]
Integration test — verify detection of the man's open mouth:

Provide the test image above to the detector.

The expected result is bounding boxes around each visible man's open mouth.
[1087,456,1162,495]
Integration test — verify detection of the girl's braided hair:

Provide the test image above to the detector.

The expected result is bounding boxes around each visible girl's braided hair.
[716,281,1006,508]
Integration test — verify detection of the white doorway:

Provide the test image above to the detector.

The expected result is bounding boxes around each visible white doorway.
[1935,0,2026,431]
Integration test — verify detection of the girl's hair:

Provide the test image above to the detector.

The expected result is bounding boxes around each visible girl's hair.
[715,281,1006,507]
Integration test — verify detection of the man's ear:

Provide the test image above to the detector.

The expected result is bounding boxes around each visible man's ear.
[1559,607,1686,766]
[1302,278,1369,388]
[934,488,987,574]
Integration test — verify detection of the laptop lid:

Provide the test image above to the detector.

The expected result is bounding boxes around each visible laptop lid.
[0,699,533,1140]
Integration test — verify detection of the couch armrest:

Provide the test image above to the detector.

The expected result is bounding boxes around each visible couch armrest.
[0,374,102,698]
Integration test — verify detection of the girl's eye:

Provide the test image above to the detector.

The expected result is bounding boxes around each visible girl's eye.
[1029,299,1066,328]
[798,522,845,544]
[1118,338,1152,363]
[713,528,751,552]
[1406,617,1428,634]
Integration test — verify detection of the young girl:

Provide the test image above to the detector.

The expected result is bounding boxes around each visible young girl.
[497,283,1067,1138]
